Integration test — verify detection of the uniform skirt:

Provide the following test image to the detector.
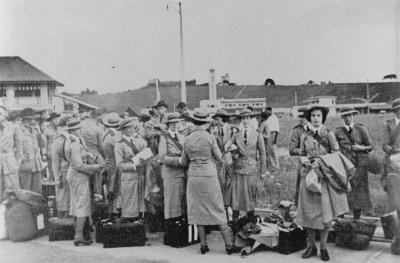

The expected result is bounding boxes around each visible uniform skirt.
[120,173,145,218]
[66,175,91,217]
[231,173,258,211]
[163,175,186,219]
[386,172,400,211]
[187,175,227,225]
[347,167,372,212]
[297,171,349,230]
[55,170,70,212]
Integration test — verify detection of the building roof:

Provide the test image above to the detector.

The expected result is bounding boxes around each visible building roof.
[0,56,63,86]
[55,93,98,110]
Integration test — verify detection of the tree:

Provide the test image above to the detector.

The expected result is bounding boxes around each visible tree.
[81,88,98,95]
[264,78,275,86]
[307,80,314,85]
[383,74,397,80]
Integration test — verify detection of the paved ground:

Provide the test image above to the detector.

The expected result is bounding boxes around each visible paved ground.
[0,230,399,263]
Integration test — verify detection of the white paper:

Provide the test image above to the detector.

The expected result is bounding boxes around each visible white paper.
[131,148,153,164]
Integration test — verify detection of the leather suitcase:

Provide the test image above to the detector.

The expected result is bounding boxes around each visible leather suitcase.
[145,211,165,233]
[163,218,199,248]
[92,200,108,223]
[95,218,110,243]
[48,217,75,241]
[335,233,371,250]
[102,220,147,248]
[381,211,399,240]
[277,227,307,254]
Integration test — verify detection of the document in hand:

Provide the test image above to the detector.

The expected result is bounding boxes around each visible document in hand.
[131,148,153,164]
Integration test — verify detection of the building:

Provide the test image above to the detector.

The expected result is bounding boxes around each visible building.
[0,56,63,116]
[0,56,98,116]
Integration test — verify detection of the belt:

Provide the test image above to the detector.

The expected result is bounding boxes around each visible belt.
[190,157,211,164]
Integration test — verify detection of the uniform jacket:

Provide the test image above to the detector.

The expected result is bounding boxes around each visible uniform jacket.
[51,131,70,185]
[81,120,104,159]
[289,124,309,156]
[114,136,147,180]
[231,127,267,176]
[382,118,400,154]
[44,125,57,158]
[159,130,185,178]
[20,125,45,173]
[335,124,373,166]
[180,127,223,177]
[103,128,119,191]
[66,135,99,181]
[0,121,23,174]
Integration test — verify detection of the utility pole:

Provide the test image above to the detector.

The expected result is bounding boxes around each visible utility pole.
[155,78,160,102]
[366,79,370,114]
[179,2,186,103]
[294,91,298,106]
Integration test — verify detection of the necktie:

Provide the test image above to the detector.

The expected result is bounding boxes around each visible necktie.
[244,129,248,144]
[220,127,224,137]
[348,126,352,133]
[174,133,178,141]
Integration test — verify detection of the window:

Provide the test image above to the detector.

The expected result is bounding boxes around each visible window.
[0,87,5,97]
[14,86,40,97]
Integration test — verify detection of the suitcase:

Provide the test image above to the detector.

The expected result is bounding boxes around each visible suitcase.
[277,227,307,254]
[48,217,75,241]
[335,233,371,250]
[92,200,108,223]
[5,200,37,242]
[334,219,376,250]
[102,220,147,248]
[381,211,399,240]
[163,218,199,248]
[145,211,165,233]
[95,218,110,243]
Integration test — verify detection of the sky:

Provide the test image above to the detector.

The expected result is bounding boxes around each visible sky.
[0,0,399,94]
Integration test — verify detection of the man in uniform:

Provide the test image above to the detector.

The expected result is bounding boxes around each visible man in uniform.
[45,112,60,182]
[335,107,373,220]
[18,108,46,194]
[0,105,22,201]
[382,99,400,255]
[101,113,121,216]
[154,100,168,128]
[52,114,73,217]
[288,107,309,205]
[81,110,104,196]
[114,118,147,221]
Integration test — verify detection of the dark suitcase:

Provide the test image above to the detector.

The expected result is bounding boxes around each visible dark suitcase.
[102,220,147,248]
[145,211,165,233]
[381,212,398,240]
[163,218,199,248]
[92,200,108,223]
[334,219,376,250]
[335,233,371,250]
[277,227,307,254]
[48,217,75,241]
[95,218,110,243]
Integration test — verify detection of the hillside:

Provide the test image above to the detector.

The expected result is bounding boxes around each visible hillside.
[77,82,400,112]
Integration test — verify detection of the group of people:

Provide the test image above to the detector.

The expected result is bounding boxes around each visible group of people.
[0,97,399,259]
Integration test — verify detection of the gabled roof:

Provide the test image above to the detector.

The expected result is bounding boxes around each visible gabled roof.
[0,56,63,86]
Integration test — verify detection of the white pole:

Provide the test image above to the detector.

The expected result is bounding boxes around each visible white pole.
[179,1,186,103]
[366,79,370,114]
[155,78,160,102]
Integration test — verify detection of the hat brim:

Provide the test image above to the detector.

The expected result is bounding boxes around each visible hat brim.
[392,105,400,111]
[304,106,329,123]
[185,115,212,123]
[166,118,183,124]
[238,113,255,118]
[67,123,82,130]
[212,114,229,119]
[339,109,359,116]
[46,114,60,122]
[103,122,120,128]
[22,115,41,119]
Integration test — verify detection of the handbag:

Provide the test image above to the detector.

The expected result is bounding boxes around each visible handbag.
[305,169,322,193]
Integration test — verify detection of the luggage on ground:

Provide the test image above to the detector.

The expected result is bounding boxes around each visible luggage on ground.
[145,211,165,233]
[101,219,147,248]
[381,211,399,240]
[334,218,376,250]
[163,217,199,248]
[48,217,75,241]
[5,200,37,242]
[92,200,108,223]
[277,227,307,254]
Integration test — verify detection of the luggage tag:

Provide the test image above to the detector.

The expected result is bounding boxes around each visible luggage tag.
[37,213,45,230]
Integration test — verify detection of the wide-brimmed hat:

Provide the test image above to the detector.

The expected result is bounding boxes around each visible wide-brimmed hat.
[392,98,400,111]
[46,112,60,122]
[57,114,74,127]
[212,109,229,119]
[185,110,212,124]
[117,117,140,131]
[20,108,40,119]
[166,112,183,123]
[155,100,169,109]
[304,106,329,123]
[339,107,359,116]
[102,113,121,128]
[6,110,20,121]
[238,108,255,118]
[66,117,82,131]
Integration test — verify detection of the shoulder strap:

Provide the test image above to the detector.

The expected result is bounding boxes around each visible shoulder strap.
[120,138,139,154]
[312,132,331,152]
[161,130,183,152]
[340,126,355,145]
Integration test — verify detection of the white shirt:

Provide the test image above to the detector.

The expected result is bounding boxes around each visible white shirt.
[266,114,280,132]
[344,123,354,132]
[310,126,322,135]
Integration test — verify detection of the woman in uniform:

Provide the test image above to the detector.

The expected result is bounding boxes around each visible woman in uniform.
[66,117,103,246]
[159,113,186,222]
[297,106,350,261]
[179,111,233,255]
